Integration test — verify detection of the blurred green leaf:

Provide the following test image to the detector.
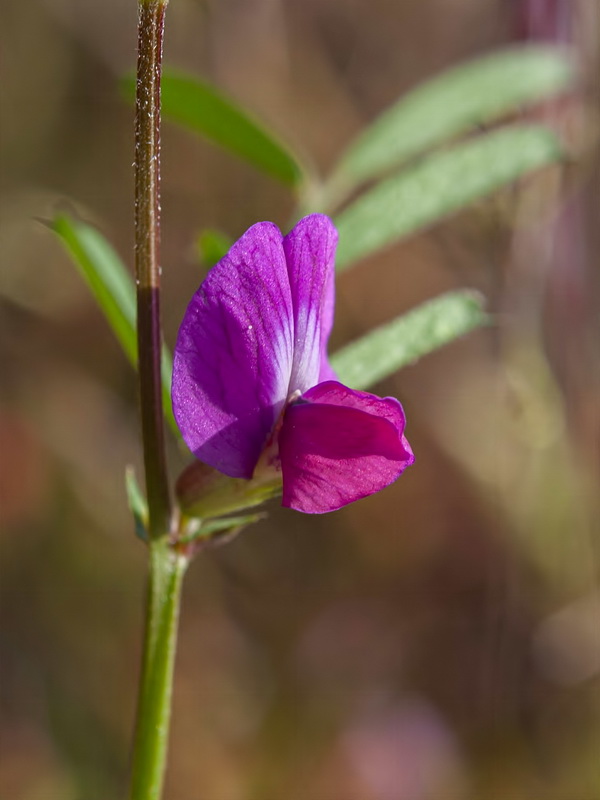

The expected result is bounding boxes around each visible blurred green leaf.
[160,349,175,434]
[196,229,232,267]
[333,46,573,189]
[125,466,149,542]
[330,290,488,390]
[121,71,306,189]
[335,124,562,270]
[52,215,178,436]
[53,214,137,363]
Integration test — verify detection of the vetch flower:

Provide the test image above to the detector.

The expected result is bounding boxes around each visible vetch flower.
[172,214,414,514]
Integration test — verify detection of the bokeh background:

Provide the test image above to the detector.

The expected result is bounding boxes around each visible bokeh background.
[1,0,599,798]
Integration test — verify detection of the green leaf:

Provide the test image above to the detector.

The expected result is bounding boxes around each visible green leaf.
[196,229,232,267]
[334,46,573,188]
[121,71,306,189]
[53,214,137,363]
[330,290,488,390]
[52,215,178,436]
[126,466,149,542]
[335,124,562,270]
[160,348,176,436]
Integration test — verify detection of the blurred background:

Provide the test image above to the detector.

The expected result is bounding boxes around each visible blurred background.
[1,0,599,798]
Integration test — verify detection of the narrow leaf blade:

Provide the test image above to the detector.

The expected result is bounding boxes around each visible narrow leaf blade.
[52,214,137,363]
[126,465,149,542]
[335,46,573,188]
[52,215,178,436]
[335,124,562,270]
[160,348,177,436]
[330,290,488,390]
[121,71,306,189]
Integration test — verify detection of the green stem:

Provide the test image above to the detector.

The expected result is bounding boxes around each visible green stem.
[129,542,188,800]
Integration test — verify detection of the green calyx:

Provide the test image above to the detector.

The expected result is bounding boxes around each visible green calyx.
[175,460,282,521]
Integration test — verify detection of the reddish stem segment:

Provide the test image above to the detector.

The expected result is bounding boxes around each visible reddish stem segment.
[135,0,171,539]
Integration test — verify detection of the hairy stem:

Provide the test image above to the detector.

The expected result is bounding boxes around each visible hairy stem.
[129,4,182,799]
[135,0,171,540]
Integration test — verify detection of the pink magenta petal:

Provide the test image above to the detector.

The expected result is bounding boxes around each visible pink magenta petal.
[279,381,414,513]
[283,215,338,391]
[172,222,294,478]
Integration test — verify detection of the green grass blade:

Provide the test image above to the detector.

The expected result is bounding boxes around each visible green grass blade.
[330,290,488,390]
[335,124,562,270]
[121,71,306,189]
[334,46,573,189]
[52,215,178,436]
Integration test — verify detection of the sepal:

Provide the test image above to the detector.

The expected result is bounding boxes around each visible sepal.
[175,460,282,520]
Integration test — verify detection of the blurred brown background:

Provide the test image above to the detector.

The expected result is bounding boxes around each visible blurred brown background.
[1,1,599,798]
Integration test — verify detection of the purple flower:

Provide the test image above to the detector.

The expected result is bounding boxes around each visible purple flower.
[172,214,414,514]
